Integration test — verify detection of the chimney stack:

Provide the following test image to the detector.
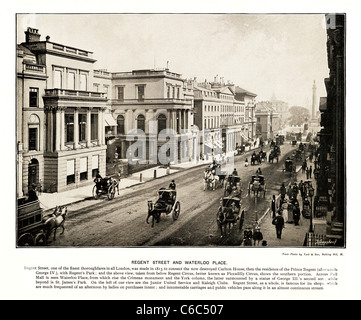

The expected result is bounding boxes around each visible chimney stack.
[25,27,41,43]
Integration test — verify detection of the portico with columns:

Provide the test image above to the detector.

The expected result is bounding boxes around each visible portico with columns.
[43,90,107,192]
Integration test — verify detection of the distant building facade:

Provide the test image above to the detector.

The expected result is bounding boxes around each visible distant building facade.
[255,102,280,141]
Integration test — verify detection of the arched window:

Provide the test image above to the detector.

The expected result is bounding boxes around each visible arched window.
[137,114,145,132]
[157,114,167,134]
[117,115,125,135]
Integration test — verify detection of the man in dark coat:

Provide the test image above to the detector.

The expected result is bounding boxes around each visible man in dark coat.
[272,212,285,239]
[169,180,176,190]
[293,203,301,226]
[271,195,277,218]
[27,184,38,202]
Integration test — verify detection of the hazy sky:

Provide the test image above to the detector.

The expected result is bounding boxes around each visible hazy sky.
[17,13,329,107]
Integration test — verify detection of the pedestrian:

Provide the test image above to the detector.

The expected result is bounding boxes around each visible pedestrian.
[287,185,293,199]
[299,180,305,199]
[243,226,253,246]
[281,199,289,223]
[272,212,285,239]
[309,165,313,178]
[253,226,263,246]
[271,195,277,218]
[280,183,286,199]
[306,166,309,179]
[292,182,299,197]
[261,240,268,246]
[27,184,38,203]
[293,203,301,226]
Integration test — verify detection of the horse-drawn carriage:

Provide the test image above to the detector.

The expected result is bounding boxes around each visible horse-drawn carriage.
[146,188,180,227]
[251,152,261,165]
[93,175,120,200]
[284,158,294,176]
[294,149,303,162]
[276,135,285,145]
[203,166,226,191]
[248,174,267,197]
[17,198,67,246]
[224,175,242,197]
[17,198,45,246]
[259,150,267,162]
[268,148,279,163]
[216,196,244,237]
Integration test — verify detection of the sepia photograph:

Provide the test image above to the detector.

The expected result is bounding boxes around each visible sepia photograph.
[15,12,345,248]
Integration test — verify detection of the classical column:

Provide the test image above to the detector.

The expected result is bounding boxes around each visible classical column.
[126,109,133,134]
[74,107,79,149]
[60,107,65,150]
[172,110,177,132]
[98,108,105,145]
[55,108,61,151]
[178,109,182,133]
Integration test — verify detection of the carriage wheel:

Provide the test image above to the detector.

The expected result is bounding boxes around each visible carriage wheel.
[172,201,180,220]
[92,185,99,200]
[107,186,115,200]
[35,233,46,246]
[17,233,34,246]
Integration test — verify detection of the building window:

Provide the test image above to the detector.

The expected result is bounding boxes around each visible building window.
[80,157,88,181]
[28,128,38,151]
[117,115,125,135]
[93,83,99,92]
[92,155,99,178]
[79,113,87,141]
[66,159,75,184]
[80,73,87,91]
[117,86,124,101]
[54,70,62,88]
[67,72,75,90]
[137,85,145,101]
[177,87,180,99]
[65,114,74,143]
[28,114,40,151]
[167,86,171,99]
[157,114,167,134]
[91,113,98,140]
[103,85,109,98]
[29,88,38,107]
[137,114,145,132]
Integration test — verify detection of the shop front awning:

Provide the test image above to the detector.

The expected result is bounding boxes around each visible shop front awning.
[104,113,117,126]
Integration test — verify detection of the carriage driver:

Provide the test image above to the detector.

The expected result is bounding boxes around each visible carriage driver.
[169,180,176,190]
[94,171,103,192]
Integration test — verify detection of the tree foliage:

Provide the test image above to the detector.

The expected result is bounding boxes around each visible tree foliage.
[288,106,310,126]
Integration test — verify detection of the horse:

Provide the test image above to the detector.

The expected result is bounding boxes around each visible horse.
[268,151,279,163]
[146,200,162,227]
[42,205,68,243]
[217,207,244,237]
[203,170,219,191]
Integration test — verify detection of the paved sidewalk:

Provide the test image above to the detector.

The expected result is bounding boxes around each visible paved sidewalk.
[256,150,326,247]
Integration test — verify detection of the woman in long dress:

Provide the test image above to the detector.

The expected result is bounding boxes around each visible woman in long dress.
[281,198,289,223]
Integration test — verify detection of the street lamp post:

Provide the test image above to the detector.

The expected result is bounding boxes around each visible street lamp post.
[308,185,314,232]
